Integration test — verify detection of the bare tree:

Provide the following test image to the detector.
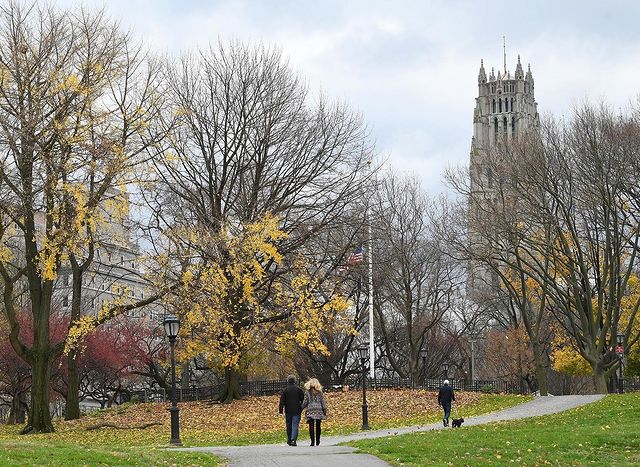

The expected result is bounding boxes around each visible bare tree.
[372,174,461,383]
[449,103,640,393]
[144,42,375,402]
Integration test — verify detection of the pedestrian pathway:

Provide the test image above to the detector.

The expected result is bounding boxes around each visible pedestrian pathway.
[178,394,604,466]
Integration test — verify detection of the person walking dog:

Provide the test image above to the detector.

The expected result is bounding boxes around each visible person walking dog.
[279,374,304,446]
[302,378,327,446]
[438,379,455,427]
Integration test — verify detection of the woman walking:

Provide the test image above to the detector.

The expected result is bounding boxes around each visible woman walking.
[301,378,327,446]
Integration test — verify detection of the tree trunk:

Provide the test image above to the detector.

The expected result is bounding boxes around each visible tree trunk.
[65,350,81,420]
[66,262,84,420]
[22,355,54,434]
[593,368,608,394]
[217,367,242,403]
[8,391,27,425]
[532,341,548,396]
[180,361,191,390]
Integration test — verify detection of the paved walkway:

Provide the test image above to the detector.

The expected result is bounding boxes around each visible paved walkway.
[178,394,604,466]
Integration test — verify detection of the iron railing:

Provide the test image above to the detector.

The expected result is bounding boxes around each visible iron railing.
[124,376,532,403]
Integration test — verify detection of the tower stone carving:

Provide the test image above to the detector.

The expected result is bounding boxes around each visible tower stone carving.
[470,56,538,192]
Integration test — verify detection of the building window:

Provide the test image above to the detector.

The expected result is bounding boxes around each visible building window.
[63,274,69,286]
[512,117,516,138]
[494,117,498,138]
[131,261,135,269]
[503,117,508,136]
[63,295,69,307]
[492,99,496,113]
[498,99,502,113]
[510,98,514,112]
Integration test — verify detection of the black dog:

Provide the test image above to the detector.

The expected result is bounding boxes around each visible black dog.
[451,418,464,428]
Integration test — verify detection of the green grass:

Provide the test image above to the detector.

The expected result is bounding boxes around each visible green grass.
[350,393,640,466]
[0,439,219,466]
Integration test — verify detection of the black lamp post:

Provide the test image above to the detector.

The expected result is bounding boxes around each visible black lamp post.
[442,362,449,380]
[616,332,625,394]
[357,343,370,430]
[419,348,428,388]
[163,315,182,446]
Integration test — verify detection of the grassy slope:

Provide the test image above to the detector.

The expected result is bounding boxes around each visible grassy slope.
[350,393,640,466]
[0,391,528,464]
[0,439,218,466]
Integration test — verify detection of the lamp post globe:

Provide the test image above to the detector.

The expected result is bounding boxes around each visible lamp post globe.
[442,362,449,380]
[357,343,370,430]
[163,315,182,446]
[163,314,180,339]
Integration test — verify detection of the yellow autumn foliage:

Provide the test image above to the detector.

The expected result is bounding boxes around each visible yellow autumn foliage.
[167,213,351,372]
[550,323,592,376]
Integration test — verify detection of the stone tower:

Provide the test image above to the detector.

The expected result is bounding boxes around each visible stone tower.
[467,56,539,306]
[470,56,539,190]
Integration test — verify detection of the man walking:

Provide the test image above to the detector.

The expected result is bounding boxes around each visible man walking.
[438,379,455,427]
[279,374,304,446]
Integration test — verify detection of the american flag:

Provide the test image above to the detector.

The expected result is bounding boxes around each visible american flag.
[338,246,364,272]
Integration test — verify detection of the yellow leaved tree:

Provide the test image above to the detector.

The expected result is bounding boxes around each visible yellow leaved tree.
[167,214,352,403]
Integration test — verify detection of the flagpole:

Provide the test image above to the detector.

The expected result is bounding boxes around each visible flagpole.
[367,184,375,380]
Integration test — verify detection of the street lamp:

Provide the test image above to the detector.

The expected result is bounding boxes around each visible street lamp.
[163,315,182,446]
[357,343,370,430]
[442,362,449,380]
[616,332,625,394]
[419,348,428,388]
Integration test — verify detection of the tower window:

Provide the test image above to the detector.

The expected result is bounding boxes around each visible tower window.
[492,99,496,113]
[494,117,498,138]
[511,98,514,112]
[512,117,516,138]
[498,99,502,113]
[503,117,508,136]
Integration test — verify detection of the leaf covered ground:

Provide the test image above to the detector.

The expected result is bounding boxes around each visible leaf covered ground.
[0,389,528,449]
[351,393,640,466]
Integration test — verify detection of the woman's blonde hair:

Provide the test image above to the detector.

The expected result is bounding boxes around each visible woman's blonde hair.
[304,378,323,392]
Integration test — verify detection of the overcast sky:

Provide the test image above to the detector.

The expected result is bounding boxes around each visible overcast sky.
[56,0,640,194]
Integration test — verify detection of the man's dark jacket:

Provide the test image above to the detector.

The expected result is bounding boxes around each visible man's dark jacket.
[279,383,304,415]
[438,385,455,405]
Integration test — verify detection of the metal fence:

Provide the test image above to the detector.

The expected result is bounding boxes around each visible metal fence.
[624,376,640,391]
[125,376,531,404]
